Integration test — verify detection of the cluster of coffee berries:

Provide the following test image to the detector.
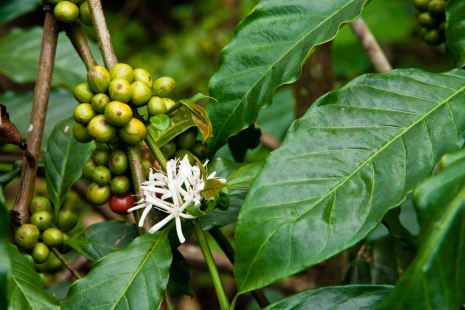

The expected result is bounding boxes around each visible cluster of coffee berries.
[73,64,176,146]
[44,0,92,26]
[160,127,208,165]
[14,197,76,266]
[413,0,447,45]
[83,146,152,214]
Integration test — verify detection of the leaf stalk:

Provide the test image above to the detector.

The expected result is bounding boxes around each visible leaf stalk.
[51,247,82,279]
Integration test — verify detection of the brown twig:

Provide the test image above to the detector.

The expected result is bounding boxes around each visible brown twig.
[87,0,118,69]
[350,17,392,73]
[9,12,59,237]
[64,19,97,70]
[259,127,281,151]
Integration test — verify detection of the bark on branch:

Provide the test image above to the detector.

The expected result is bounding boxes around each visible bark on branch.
[65,19,98,70]
[87,0,118,69]
[350,17,392,73]
[10,12,59,233]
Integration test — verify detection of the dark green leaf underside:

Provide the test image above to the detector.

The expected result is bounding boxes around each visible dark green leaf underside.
[235,69,465,294]
[265,285,393,310]
[206,0,369,156]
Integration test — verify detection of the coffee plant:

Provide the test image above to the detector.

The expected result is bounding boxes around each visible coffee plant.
[0,0,464,309]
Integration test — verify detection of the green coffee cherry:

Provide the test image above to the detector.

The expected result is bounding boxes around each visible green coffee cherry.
[160,140,176,159]
[152,77,175,97]
[118,118,147,145]
[31,243,50,264]
[110,63,134,83]
[163,98,177,118]
[87,66,111,93]
[109,78,132,103]
[92,166,111,185]
[54,1,79,24]
[191,141,208,159]
[147,96,166,116]
[87,115,117,143]
[82,159,96,181]
[428,0,446,17]
[56,233,71,254]
[73,103,97,124]
[74,83,95,103]
[133,68,153,88]
[418,12,438,29]
[420,27,428,40]
[91,93,111,114]
[176,129,197,150]
[104,101,133,127]
[439,21,446,32]
[35,252,62,273]
[413,0,430,11]
[73,122,93,143]
[108,134,121,145]
[217,187,230,211]
[424,29,443,45]
[87,182,111,205]
[57,209,78,232]
[30,197,52,214]
[42,228,63,247]
[130,81,152,106]
[174,149,195,165]
[79,2,92,26]
[92,147,111,166]
[29,211,54,232]
[15,224,40,250]
[109,149,128,175]
[141,158,153,179]
[110,175,130,195]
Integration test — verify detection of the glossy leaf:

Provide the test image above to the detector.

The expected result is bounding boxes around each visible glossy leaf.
[0,0,41,25]
[446,0,465,68]
[178,93,215,141]
[45,117,95,215]
[342,236,414,285]
[264,285,393,310]
[149,119,196,148]
[65,221,139,262]
[378,157,465,309]
[167,250,192,297]
[7,244,60,310]
[150,114,170,131]
[206,0,370,156]
[62,230,172,309]
[0,27,102,88]
[2,89,80,152]
[0,195,10,309]
[200,160,262,230]
[234,69,465,294]
[201,179,228,198]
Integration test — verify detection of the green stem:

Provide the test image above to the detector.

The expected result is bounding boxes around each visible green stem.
[210,228,270,308]
[192,220,230,310]
[51,247,82,279]
[163,101,182,115]
[145,128,167,172]
[127,144,154,235]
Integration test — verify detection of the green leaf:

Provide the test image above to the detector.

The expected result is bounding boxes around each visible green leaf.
[2,89,79,152]
[62,230,172,309]
[0,27,102,88]
[65,220,139,262]
[45,117,95,214]
[378,157,465,310]
[167,250,192,297]
[381,208,417,251]
[201,179,228,198]
[342,236,414,285]
[227,161,265,190]
[0,0,41,25]
[206,0,370,157]
[0,200,10,308]
[178,94,216,142]
[150,114,170,131]
[440,148,465,169]
[148,118,196,148]
[199,160,261,230]
[7,244,60,310]
[264,285,393,310]
[234,68,465,294]
[446,0,465,68]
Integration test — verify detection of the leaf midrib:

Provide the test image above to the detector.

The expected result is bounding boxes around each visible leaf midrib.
[211,0,363,148]
[239,82,465,293]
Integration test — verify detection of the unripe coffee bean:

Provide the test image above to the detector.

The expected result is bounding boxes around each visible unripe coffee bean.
[87,66,111,93]
[110,63,135,83]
